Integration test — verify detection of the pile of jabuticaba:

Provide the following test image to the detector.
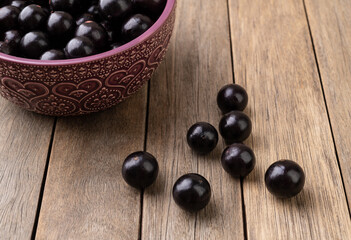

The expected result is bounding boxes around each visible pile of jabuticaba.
[0,0,166,59]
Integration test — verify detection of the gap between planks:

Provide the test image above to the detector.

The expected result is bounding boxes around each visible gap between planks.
[29,87,149,240]
[228,0,351,238]
[141,0,244,239]
[31,118,57,240]
[139,82,152,240]
[301,0,351,215]
[225,0,249,239]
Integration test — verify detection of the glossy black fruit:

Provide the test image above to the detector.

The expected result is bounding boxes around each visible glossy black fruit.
[0,0,167,59]
[40,49,65,60]
[18,4,48,31]
[217,84,248,113]
[76,13,94,25]
[42,6,50,16]
[219,111,252,144]
[75,21,107,49]
[11,0,28,10]
[173,173,211,212]
[186,122,218,154]
[133,0,166,16]
[122,151,159,189]
[0,6,20,32]
[221,143,255,177]
[3,30,21,48]
[20,31,50,59]
[50,0,83,13]
[99,0,132,20]
[265,160,305,198]
[0,41,12,54]
[87,4,102,22]
[100,20,117,43]
[65,36,96,58]
[32,0,49,7]
[110,42,123,49]
[121,14,153,42]
[47,11,75,39]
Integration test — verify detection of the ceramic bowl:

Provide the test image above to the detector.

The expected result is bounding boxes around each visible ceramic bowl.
[0,0,176,116]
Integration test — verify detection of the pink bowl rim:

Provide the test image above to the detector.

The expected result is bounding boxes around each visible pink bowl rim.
[0,0,176,66]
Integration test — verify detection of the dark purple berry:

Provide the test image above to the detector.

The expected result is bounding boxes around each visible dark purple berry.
[100,20,117,43]
[20,31,50,59]
[0,41,12,55]
[133,0,166,16]
[99,0,132,20]
[65,36,96,58]
[87,4,102,22]
[173,173,211,212]
[217,84,248,113]
[0,6,20,32]
[265,160,305,198]
[10,0,28,10]
[221,143,255,177]
[219,111,252,144]
[87,4,99,15]
[110,42,123,49]
[121,14,153,42]
[0,1,9,8]
[50,0,83,14]
[75,13,94,25]
[186,122,218,154]
[75,21,107,49]
[18,4,48,32]
[47,11,75,39]
[122,151,159,189]
[40,49,65,60]
[32,0,50,7]
[3,30,21,48]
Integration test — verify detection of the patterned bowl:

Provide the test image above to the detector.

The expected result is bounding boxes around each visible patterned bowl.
[0,0,176,116]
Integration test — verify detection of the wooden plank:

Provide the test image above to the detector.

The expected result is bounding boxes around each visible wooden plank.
[35,89,147,240]
[228,0,351,239]
[142,0,244,239]
[0,99,54,239]
[304,0,351,205]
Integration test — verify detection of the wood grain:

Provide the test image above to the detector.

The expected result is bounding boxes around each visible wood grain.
[35,89,147,240]
[304,0,351,206]
[0,100,54,239]
[2,1,351,239]
[228,0,351,239]
[141,0,244,239]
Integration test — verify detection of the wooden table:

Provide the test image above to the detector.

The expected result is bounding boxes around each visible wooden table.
[1,0,351,239]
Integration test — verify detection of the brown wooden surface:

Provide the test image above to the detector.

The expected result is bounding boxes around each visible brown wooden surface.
[35,89,147,240]
[304,0,351,205]
[1,0,351,239]
[228,0,351,239]
[0,99,54,239]
[141,0,243,239]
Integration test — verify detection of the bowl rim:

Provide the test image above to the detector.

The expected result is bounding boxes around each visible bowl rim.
[0,0,176,66]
